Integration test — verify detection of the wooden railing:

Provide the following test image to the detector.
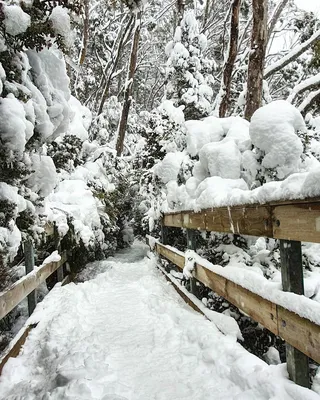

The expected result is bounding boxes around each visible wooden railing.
[0,225,71,374]
[149,197,320,389]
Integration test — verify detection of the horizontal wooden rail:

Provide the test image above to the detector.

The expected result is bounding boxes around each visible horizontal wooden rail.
[151,241,320,364]
[0,251,67,320]
[163,198,320,243]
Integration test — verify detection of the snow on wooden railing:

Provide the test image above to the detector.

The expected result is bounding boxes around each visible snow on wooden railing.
[0,250,68,321]
[0,223,70,374]
[151,197,320,389]
[162,197,320,243]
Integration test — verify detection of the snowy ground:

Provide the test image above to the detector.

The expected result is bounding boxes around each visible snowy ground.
[0,243,319,400]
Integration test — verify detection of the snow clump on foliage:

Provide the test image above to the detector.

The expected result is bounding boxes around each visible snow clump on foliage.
[249,100,306,180]
[3,4,31,36]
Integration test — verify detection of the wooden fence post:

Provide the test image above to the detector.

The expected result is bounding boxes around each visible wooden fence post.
[24,240,37,316]
[187,229,197,296]
[280,239,309,388]
[54,226,64,282]
[161,219,169,245]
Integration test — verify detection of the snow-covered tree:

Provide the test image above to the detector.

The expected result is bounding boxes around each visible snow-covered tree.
[164,10,215,120]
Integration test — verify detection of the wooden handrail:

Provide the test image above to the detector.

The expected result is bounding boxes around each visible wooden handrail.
[0,251,67,320]
[150,240,320,364]
[163,198,320,243]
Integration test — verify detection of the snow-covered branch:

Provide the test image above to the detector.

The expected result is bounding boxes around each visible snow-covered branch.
[287,73,320,103]
[298,88,320,114]
[264,28,320,79]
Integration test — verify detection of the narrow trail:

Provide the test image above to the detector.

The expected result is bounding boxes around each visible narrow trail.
[0,243,318,400]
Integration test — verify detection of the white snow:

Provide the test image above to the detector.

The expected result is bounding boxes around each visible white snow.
[68,96,92,140]
[199,139,241,179]
[49,6,72,48]
[3,5,31,36]
[0,94,28,154]
[154,152,184,184]
[27,154,58,197]
[185,116,224,156]
[45,178,105,247]
[249,100,305,179]
[157,100,185,125]
[0,244,319,399]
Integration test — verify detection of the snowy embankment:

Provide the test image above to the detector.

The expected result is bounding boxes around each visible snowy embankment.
[0,243,319,399]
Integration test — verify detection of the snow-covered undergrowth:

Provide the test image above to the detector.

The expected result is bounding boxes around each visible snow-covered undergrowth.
[0,244,319,399]
[0,1,134,355]
[153,100,320,213]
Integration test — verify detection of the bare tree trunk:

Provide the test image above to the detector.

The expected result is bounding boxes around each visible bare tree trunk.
[97,15,134,115]
[79,0,90,65]
[244,0,268,121]
[116,11,142,157]
[219,0,241,118]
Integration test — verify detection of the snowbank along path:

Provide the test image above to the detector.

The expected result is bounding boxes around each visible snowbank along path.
[0,242,319,400]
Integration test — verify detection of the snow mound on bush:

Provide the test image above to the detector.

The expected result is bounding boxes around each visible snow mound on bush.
[250,100,305,179]
[45,179,104,247]
[3,5,31,36]
[186,117,224,156]
[199,139,241,179]
[154,152,184,184]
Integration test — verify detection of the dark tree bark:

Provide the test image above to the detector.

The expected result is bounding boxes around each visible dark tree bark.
[219,0,241,117]
[79,0,89,65]
[244,0,268,121]
[116,11,142,157]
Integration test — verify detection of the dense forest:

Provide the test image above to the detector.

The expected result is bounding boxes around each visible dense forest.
[1,0,320,383]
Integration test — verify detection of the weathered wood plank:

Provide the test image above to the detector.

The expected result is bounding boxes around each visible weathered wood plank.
[163,199,320,243]
[0,252,67,320]
[278,305,320,367]
[153,242,320,363]
[182,212,206,230]
[205,205,272,237]
[163,213,182,228]
[273,203,320,243]
[156,243,185,269]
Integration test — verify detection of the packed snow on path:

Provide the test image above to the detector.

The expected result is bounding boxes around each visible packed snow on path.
[0,243,319,400]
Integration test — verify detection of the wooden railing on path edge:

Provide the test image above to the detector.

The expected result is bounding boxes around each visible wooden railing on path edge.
[148,196,320,389]
[0,224,71,375]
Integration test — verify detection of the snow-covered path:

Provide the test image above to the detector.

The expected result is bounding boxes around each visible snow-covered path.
[0,243,319,400]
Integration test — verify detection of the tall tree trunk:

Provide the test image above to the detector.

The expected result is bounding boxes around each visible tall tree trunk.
[219,0,241,118]
[116,11,142,157]
[97,15,134,115]
[79,0,90,65]
[244,0,268,121]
